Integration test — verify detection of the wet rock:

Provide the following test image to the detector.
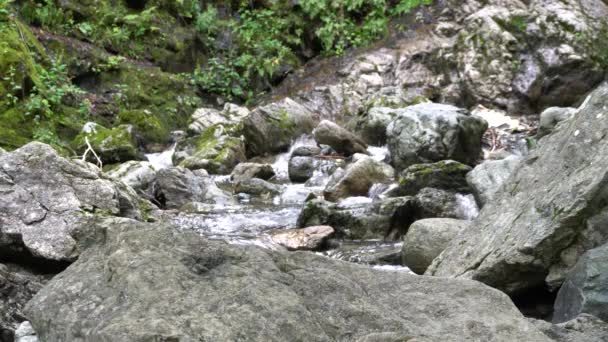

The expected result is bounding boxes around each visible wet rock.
[188,103,249,135]
[386,103,487,171]
[271,226,334,251]
[14,321,38,342]
[72,122,140,164]
[530,314,608,342]
[313,120,367,156]
[288,156,319,182]
[392,160,472,196]
[297,197,420,240]
[231,163,275,184]
[0,142,147,261]
[153,167,210,209]
[243,98,315,157]
[553,243,608,323]
[354,106,404,145]
[427,83,608,294]
[25,220,551,342]
[177,125,247,175]
[324,154,394,202]
[414,188,479,221]
[234,178,282,197]
[106,160,157,192]
[322,241,403,266]
[292,145,321,157]
[402,218,470,274]
[537,107,577,138]
[466,156,522,207]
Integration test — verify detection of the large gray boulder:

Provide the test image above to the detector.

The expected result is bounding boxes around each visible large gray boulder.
[313,120,367,156]
[427,83,608,294]
[106,160,158,192]
[25,219,551,342]
[553,243,608,323]
[354,106,404,145]
[537,107,577,139]
[392,160,472,196]
[153,167,210,209]
[386,103,487,171]
[466,156,522,207]
[531,314,608,342]
[231,163,275,184]
[243,98,315,157]
[402,218,470,274]
[0,142,147,261]
[324,154,394,202]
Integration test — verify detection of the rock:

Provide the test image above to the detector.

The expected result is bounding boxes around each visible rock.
[313,120,367,156]
[426,83,608,294]
[243,97,315,157]
[234,178,282,197]
[553,243,608,323]
[106,160,157,192]
[297,197,421,240]
[271,226,334,251]
[530,314,608,342]
[393,160,472,196]
[324,154,394,202]
[414,188,480,221]
[386,103,487,171]
[466,156,522,207]
[231,163,275,183]
[15,321,38,342]
[153,167,210,209]
[72,122,140,164]
[188,103,250,135]
[537,107,577,138]
[402,218,470,274]
[0,142,147,261]
[0,264,50,342]
[177,125,247,175]
[288,156,319,182]
[354,106,404,145]
[25,220,551,342]
[323,241,403,266]
[292,145,321,157]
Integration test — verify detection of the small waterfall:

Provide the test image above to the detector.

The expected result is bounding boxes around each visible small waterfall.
[145,143,176,170]
[455,194,479,221]
[272,135,317,182]
[367,145,389,162]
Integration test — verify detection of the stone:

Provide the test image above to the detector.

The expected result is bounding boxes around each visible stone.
[292,145,321,157]
[188,103,249,135]
[530,314,608,342]
[234,178,282,197]
[230,163,275,184]
[72,122,140,164]
[414,188,480,221]
[394,160,472,196]
[354,106,403,145]
[466,156,522,207]
[386,103,488,171]
[25,220,551,342]
[288,156,319,183]
[243,97,315,157]
[271,226,334,251]
[537,107,577,138]
[153,167,210,209]
[553,243,608,323]
[402,218,470,274]
[426,83,608,294]
[324,154,394,202]
[15,321,38,342]
[313,120,367,156]
[0,142,147,261]
[106,160,157,192]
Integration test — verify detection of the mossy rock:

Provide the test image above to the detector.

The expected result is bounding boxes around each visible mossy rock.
[176,124,246,175]
[72,122,140,164]
[117,109,170,146]
[396,160,473,196]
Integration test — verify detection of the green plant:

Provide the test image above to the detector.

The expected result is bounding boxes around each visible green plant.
[0,0,12,21]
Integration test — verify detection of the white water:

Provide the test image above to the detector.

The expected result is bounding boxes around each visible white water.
[145,143,176,170]
[367,145,389,162]
[455,193,480,221]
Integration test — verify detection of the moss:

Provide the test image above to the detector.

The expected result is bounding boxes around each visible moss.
[72,123,139,163]
[118,109,170,145]
[178,124,246,174]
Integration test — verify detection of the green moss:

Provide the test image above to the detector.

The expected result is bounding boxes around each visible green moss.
[72,123,139,163]
[118,109,169,145]
[178,124,246,174]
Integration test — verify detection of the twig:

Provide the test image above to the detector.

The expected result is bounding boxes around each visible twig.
[82,136,103,169]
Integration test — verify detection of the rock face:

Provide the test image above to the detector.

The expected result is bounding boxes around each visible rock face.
[427,83,608,294]
[243,98,315,157]
[25,220,551,342]
[393,160,472,196]
[466,156,522,207]
[271,226,334,251]
[531,314,608,342]
[386,103,487,172]
[313,120,367,156]
[553,243,608,323]
[0,142,146,261]
[537,107,577,138]
[231,163,275,184]
[324,154,394,202]
[402,218,470,274]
